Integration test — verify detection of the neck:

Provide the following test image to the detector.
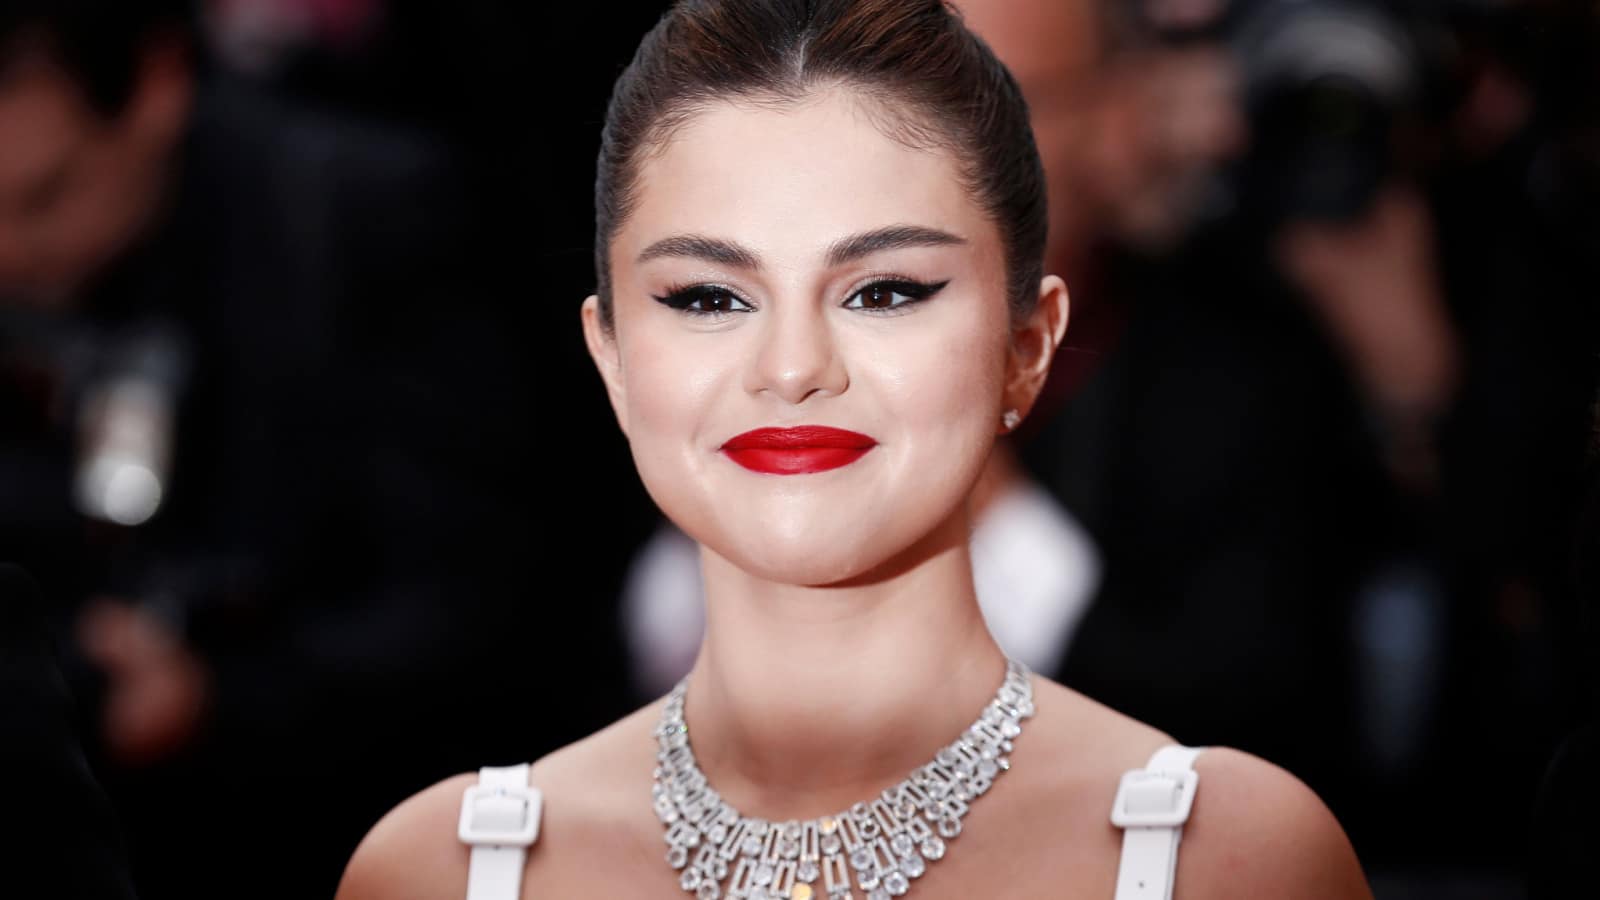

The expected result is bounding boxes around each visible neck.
[681,510,1008,819]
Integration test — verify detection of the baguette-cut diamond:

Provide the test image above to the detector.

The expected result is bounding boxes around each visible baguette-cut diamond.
[654,660,1031,900]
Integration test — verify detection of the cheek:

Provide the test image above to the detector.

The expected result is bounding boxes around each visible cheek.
[40,150,142,274]
[889,352,994,439]
[885,306,1008,425]
[855,306,1009,494]
[615,325,736,508]
[621,329,726,440]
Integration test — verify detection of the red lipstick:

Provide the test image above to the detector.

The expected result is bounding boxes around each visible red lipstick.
[720,426,878,475]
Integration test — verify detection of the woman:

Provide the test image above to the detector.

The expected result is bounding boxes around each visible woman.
[337,1,1372,897]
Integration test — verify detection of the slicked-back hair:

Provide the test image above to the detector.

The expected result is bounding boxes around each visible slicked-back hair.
[593,0,1048,330]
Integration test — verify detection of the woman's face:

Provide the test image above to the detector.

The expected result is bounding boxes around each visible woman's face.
[586,88,1058,586]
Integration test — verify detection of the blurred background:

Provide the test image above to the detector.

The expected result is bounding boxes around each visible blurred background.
[0,0,1596,897]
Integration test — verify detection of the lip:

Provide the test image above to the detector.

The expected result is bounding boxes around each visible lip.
[720,426,878,475]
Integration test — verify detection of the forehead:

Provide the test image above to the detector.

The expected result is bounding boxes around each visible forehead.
[619,88,993,264]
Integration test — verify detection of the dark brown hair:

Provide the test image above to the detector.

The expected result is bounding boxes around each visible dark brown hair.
[593,0,1047,329]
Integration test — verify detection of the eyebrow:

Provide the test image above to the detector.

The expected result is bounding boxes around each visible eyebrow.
[635,224,966,270]
[636,234,760,269]
[825,225,966,267]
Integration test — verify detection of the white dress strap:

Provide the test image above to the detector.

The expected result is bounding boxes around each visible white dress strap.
[1110,744,1204,900]
[458,764,541,900]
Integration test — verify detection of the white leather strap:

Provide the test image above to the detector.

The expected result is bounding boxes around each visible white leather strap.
[1111,745,1203,900]
[460,764,540,900]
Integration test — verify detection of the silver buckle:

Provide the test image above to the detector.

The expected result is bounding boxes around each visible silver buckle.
[1110,769,1197,828]
[458,783,542,846]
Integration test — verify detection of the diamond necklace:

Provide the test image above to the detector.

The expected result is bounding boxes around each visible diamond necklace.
[653,659,1035,900]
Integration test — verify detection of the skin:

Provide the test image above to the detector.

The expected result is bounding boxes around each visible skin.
[338,86,1371,899]
[0,42,190,305]
[1276,186,1460,492]
[77,596,209,766]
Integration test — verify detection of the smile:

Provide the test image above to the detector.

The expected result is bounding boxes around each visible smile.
[719,426,878,475]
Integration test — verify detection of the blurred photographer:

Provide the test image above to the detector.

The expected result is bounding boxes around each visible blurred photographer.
[0,2,586,897]
[1097,0,1462,478]
[0,0,199,749]
[962,0,1598,889]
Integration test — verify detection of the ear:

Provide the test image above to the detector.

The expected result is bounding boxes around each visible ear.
[1002,274,1070,430]
[581,295,629,437]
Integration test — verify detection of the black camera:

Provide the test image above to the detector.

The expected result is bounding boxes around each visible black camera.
[1231,0,1419,223]
[1134,0,1423,227]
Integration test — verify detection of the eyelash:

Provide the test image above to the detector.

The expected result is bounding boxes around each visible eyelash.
[652,278,950,318]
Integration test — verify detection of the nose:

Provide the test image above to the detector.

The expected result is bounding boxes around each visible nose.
[745,299,848,405]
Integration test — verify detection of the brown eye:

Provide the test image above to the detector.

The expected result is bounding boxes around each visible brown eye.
[842,279,950,313]
[858,284,896,309]
[654,285,755,315]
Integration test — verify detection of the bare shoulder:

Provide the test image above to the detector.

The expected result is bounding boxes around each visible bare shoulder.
[1027,676,1175,757]
[1013,680,1369,899]
[335,699,668,900]
[1179,747,1372,900]
[335,771,476,900]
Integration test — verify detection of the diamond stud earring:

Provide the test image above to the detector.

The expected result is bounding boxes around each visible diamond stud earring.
[1002,409,1021,431]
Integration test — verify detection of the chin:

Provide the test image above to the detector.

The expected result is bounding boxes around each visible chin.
[659,498,891,586]
[639,453,977,586]
[709,501,960,588]
[726,540,882,587]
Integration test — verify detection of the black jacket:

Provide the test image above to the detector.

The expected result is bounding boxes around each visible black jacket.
[0,563,138,900]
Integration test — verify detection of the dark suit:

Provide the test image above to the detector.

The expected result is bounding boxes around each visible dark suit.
[0,563,138,899]
[1,76,633,898]
[1529,722,1600,899]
